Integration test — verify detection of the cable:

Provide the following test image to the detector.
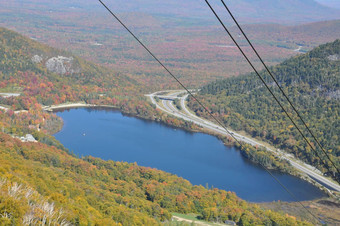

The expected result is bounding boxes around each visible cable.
[204,0,340,184]
[97,0,321,222]
[219,0,340,182]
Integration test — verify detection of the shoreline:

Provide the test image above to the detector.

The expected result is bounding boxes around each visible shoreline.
[149,92,340,197]
[43,103,118,111]
[47,103,332,202]
[47,102,201,135]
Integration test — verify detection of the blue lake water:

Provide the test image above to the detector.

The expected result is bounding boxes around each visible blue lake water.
[54,108,325,202]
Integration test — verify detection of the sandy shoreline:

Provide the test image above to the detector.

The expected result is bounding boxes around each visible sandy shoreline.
[43,103,118,111]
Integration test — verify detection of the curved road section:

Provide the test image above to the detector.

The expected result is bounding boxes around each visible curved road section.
[146,90,340,193]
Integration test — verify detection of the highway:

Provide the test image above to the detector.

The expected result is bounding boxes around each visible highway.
[146,90,340,193]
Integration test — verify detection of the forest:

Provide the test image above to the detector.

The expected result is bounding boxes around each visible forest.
[0,1,340,89]
[188,39,340,180]
[0,27,199,132]
[0,132,311,225]
[0,27,314,225]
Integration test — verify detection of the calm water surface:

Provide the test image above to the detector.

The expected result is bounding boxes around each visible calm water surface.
[54,108,325,202]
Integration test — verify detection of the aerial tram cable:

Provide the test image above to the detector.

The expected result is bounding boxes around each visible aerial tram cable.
[204,0,340,183]
[218,0,340,182]
[98,0,320,221]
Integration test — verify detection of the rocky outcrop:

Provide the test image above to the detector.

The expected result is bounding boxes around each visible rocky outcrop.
[45,56,81,75]
[328,54,340,61]
[31,55,42,63]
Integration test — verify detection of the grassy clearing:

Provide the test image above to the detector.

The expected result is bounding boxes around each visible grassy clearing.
[172,213,201,221]
[169,213,228,226]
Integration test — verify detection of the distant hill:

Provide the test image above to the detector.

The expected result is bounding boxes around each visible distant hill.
[0,26,142,105]
[1,1,340,89]
[97,0,340,24]
[105,0,340,24]
[188,40,340,178]
[315,0,340,9]
[0,26,166,131]
[1,0,340,24]
[0,27,136,89]
[229,20,340,49]
[220,0,340,24]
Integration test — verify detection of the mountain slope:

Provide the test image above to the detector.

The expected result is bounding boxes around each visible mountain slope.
[0,26,136,89]
[223,0,340,24]
[0,27,312,225]
[0,27,199,136]
[0,27,156,116]
[1,0,340,25]
[1,1,340,90]
[316,0,340,9]
[99,0,340,24]
[230,20,340,49]
[188,40,340,178]
[95,0,340,24]
[0,132,313,225]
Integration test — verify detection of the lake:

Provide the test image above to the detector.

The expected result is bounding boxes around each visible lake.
[54,108,325,202]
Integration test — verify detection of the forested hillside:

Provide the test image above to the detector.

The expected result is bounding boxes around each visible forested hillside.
[0,132,311,225]
[188,40,340,179]
[0,27,143,109]
[0,27,312,225]
[3,0,339,23]
[2,1,340,89]
[0,27,199,132]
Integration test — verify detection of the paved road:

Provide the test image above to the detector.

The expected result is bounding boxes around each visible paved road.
[146,90,340,193]
[0,93,20,98]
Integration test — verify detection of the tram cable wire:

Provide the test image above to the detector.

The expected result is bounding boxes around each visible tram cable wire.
[204,0,340,184]
[218,0,340,182]
[98,0,321,222]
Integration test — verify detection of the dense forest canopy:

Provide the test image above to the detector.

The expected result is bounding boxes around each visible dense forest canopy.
[0,132,312,225]
[189,39,340,179]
